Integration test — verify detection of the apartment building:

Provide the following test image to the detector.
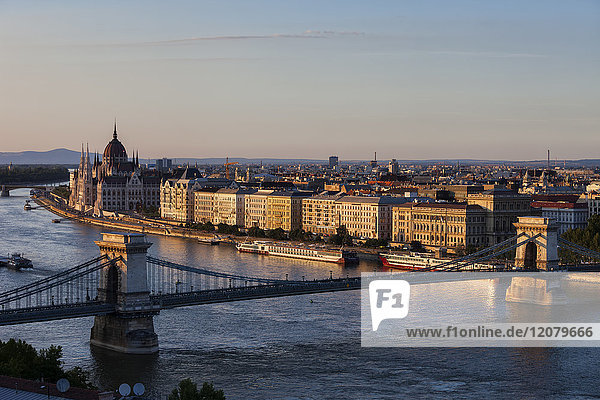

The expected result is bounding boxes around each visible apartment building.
[335,196,407,240]
[193,188,255,226]
[302,194,345,235]
[265,191,312,231]
[160,175,201,222]
[392,203,487,248]
[244,190,274,229]
[193,187,219,224]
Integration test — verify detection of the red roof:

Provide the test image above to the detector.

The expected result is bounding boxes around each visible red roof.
[531,201,587,209]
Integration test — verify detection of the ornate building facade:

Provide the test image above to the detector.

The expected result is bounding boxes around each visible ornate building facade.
[69,123,161,214]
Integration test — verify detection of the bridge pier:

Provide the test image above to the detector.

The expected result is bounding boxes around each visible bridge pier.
[90,233,159,354]
[0,186,9,197]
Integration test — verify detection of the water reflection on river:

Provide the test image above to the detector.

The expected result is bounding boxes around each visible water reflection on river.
[1,189,599,399]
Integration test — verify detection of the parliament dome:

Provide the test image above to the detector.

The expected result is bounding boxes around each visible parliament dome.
[103,123,128,162]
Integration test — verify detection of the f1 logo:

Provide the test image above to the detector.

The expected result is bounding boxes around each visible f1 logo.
[369,280,410,331]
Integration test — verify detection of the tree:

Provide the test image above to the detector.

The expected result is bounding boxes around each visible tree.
[248,226,266,238]
[217,223,239,235]
[0,339,95,389]
[51,185,71,199]
[289,228,307,241]
[266,228,286,240]
[410,240,424,252]
[363,238,389,248]
[169,378,225,400]
[561,215,600,263]
[330,225,352,246]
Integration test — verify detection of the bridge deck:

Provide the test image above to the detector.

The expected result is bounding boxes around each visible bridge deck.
[0,279,362,325]
[0,302,115,326]
[156,278,362,309]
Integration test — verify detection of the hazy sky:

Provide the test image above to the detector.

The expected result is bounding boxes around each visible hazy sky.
[1,1,598,160]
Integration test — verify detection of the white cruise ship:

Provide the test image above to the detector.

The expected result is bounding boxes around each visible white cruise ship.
[237,241,359,265]
[379,252,499,271]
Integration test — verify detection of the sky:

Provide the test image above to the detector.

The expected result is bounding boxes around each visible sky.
[0,0,599,160]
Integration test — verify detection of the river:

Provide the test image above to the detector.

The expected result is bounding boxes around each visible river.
[1,189,599,399]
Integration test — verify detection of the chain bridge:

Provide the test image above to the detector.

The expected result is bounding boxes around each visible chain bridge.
[1,217,599,354]
[0,232,360,353]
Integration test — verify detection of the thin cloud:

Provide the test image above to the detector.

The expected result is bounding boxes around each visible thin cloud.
[424,50,548,58]
[106,31,366,47]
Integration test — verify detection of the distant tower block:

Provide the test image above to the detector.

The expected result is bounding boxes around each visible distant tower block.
[90,233,159,354]
[328,155,339,169]
[514,217,559,271]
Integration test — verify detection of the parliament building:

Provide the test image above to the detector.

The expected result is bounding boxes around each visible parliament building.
[69,123,161,215]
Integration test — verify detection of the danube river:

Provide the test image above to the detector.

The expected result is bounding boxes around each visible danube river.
[1,189,599,399]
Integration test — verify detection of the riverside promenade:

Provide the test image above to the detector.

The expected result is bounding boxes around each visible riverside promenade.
[34,195,220,242]
[32,195,382,260]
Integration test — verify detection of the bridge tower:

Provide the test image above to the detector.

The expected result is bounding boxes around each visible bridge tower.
[90,233,159,354]
[513,217,559,270]
[0,186,9,197]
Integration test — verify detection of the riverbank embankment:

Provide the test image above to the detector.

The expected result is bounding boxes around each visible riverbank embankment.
[33,196,383,261]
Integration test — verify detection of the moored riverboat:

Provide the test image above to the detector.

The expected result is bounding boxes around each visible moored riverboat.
[237,241,358,265]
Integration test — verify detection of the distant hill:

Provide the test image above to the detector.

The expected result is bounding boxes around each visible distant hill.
[1,149,599,167]
[0,148,80,165]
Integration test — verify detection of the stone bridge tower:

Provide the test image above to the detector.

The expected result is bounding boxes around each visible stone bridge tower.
[513,217,559,270]
[90,232,159,354]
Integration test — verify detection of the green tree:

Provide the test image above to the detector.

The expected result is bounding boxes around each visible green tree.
[266,228,286,240]
[217,223,240,235]
[51,185,71,199]
[169,378,225,400]
[247,226,266,238]
[0,165,69,184]
[363,238,389,248]
[410,240,424,252]
[0,339,95,389]
[289,228,307,241]
[329,225,352,246]
[560,215,600,263]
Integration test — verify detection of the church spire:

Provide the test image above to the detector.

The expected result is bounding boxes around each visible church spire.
[113,119,117,140]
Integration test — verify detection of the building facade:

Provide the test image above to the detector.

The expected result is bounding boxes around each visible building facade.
[160,168,201,222]
[302,194,345,235]
[244,190,274,229]
[467,186,532,245]
[265,191,311,231]
[193,188,219,224]
[334,196,407,240]
[392,203,487,249]
[531,200,588,235]
[586,193,600,218]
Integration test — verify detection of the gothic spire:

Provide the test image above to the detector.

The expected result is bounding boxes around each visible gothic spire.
[113,119,117,140]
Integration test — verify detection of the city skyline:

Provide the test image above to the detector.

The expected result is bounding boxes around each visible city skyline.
[1,0,599,160]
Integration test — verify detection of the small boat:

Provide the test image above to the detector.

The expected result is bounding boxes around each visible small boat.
[0,253,33,270]
[52,219,62,223]
[24,200,32,210]
[198,238,220,245]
